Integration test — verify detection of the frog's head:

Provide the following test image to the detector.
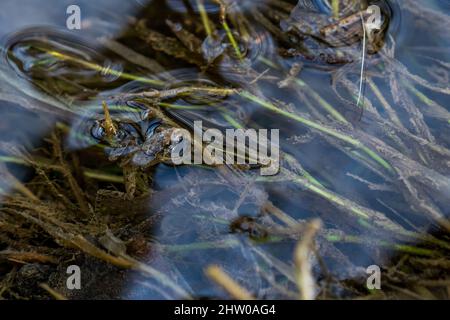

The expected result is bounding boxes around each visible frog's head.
[91,114,180,168]
[67,99,182,168]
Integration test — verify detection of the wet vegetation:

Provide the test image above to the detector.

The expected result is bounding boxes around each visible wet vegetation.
[0,0,449,299]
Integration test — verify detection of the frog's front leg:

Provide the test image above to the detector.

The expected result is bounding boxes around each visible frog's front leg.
[122,164,151,200]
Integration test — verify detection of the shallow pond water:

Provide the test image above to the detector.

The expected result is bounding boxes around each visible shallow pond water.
[0,0,449,299]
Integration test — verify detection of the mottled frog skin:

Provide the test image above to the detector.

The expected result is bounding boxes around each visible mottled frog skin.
[280,0,388,64]
[71,97,180,169]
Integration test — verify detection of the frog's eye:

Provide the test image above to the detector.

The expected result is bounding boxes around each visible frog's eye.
[90,120,131,144]
[91,121,106,140]
[144,119,162,139]
[114,126,128,141]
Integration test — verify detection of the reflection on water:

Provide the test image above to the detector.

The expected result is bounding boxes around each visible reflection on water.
[0,0,449,299]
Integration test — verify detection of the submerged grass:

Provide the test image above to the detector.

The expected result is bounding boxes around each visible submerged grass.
[240,90,394,172]
[46,50,164,86]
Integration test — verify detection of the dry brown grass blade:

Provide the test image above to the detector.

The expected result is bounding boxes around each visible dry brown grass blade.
[205,265,255,300]
[135,20,204,66]
[0,163,39,202]
[39,283,68,300]
[0,250,58,264]
[5,206,191,298]
[98,37,167,75]
[49,132,91,215]
[102,100,118,138]
[294,219,322,300]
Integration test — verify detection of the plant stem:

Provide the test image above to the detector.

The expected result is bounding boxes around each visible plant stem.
[332,0,340,18]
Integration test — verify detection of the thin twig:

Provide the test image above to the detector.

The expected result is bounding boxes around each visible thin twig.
[206,265,255,300]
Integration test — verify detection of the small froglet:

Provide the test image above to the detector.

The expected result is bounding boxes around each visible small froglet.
[280,0,389,64]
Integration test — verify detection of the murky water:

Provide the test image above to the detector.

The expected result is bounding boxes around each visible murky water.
[0,0,449,299]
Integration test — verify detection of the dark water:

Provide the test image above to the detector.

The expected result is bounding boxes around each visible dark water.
[0,0,449,299]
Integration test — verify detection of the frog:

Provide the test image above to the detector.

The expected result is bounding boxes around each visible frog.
[278,0,389,65]
[78,97,183,198]
[89,102,177,169]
